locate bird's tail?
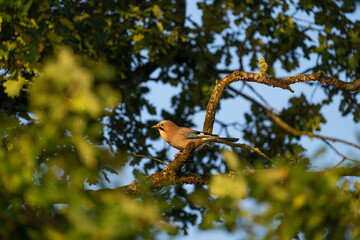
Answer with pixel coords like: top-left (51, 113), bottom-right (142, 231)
top-left (219, 137), bottom-right (239, 142)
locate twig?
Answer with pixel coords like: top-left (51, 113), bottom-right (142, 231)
top-left (332, 157), bottom-right (347, 169)
top-left (197, 138), bottom-right (273, 162)
top-left (214, 119), bottom-right (242, 138)
top-left (324, 140), bottom-right (353, 161)
top-left (310, 83), bottom-right (321, 102)
top-left (322, 140), bottom-right (360, 168)
top-left (134, 154), bottom-right (167, 165)
top-left (233, 84), bottom-right (281, 114)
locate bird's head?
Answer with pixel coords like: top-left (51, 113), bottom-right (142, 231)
top-left (151, 120), bottom-right (177, 133)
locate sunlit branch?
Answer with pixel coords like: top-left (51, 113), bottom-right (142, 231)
top-left (203, 68), bottom-right (360, 134)
top-left (196, 138), bottom-right (272, 162)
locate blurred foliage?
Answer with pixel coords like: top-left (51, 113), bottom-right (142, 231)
top-left (0, 0), bottom-right (360, 239)
top-left (203, 153), bottom-right (360, 239)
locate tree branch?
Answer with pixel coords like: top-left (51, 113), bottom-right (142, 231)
top-left (112, 66), bottom-right (360, 195)
top-left (323, 140), bottom-right (360, 168)
top-left (87, 165), bottom-right (360, 196)
top-left (88, 139), bottom-right (271, 195)
top-left (280, 72), bottom-right (360, 91)
top-left (243, 82), bottom-right (281, 114)
top-left (203, 70), bottom-right (360, 133)
top-left (229, 87), bottom-right (360, 151)
top-left (118, 142), bottom-right (199, 195)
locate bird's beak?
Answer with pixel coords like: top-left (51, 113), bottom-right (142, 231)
top-left (151, 124), bottom-right (158, 129)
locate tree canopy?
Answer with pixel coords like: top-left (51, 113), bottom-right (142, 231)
top-left (0, 0), bottom-right (360, 239)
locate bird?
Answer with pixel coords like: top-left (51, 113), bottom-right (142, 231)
top-left (152, 120), bottom-right (239, 151)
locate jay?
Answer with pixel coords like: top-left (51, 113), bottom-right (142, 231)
top-left (152, 120), bottom-right (239, 151)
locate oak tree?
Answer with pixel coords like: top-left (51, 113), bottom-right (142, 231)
top-left (0, 0), bottom-right (359, 239)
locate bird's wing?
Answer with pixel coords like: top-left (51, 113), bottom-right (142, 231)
top-left (179, 128), bottom-right (218, 139)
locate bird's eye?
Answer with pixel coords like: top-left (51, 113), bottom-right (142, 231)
top-left (161, 123), bottom-right (164, 126)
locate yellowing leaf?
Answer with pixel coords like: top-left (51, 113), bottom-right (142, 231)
top-left (157, 22), bottom-right (164, 31)
top-left (30, 18), bottom-right (39, 29)
top-left (3, 76), bottom-right (26, 98)
top-left (223, 150), bottom-right (240, 170)
top-left (74, 13), bottom-right (90, 22)
top-left (152, 5), bottom-right (162, 19)
top-left (133, 34), bottom-right (144, 42)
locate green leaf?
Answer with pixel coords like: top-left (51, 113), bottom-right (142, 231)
top-left (59, 16), bottom-right (74, 30)
top-left (349, 55), bottom-right (359, 69)
top-left (3, 76), bottom-right (26, 98)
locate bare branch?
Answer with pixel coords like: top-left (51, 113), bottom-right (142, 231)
top-left (331, 157), bottom-right (347, 169)
top-left (241, 83), bottom-right (281, 114)
top-left (321, 140), bottom-right (360, 168)
top-left (229, 87), bottom-right (360, 151)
